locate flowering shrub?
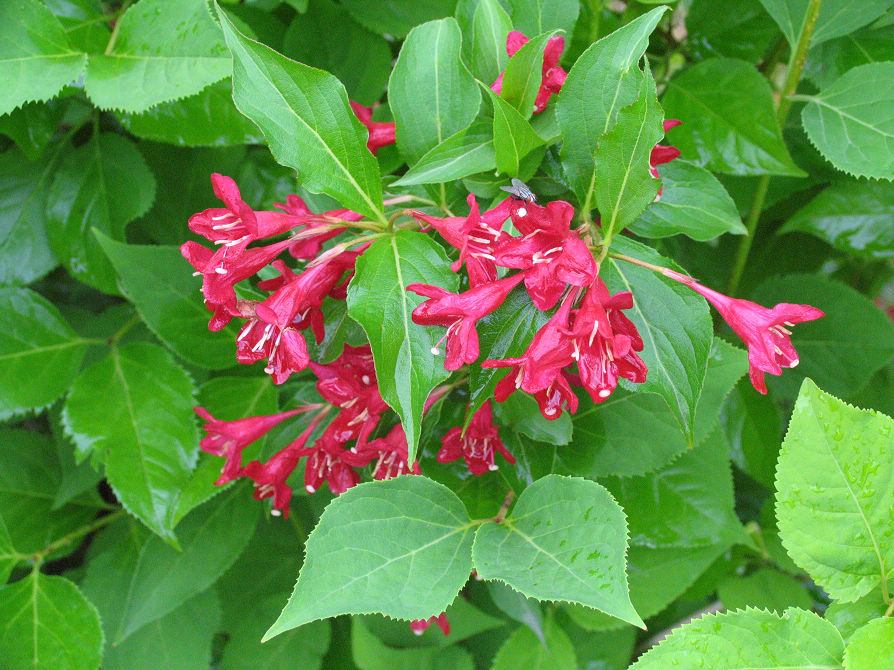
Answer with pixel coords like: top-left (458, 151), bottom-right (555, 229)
top-left (1, 1), bottom-right (894, 669)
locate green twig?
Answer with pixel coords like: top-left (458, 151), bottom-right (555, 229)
top-left (32, 510), bottom-right (126, 566)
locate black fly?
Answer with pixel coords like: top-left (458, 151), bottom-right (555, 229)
top-left (499, 178), bottom-right (536, 204)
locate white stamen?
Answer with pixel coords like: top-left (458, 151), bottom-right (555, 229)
top-left (412, 628), bottom-right (425, 636)
top-left (544, 407), bottom-right (556, 416)
top-left (192, 271), bottom-right (202, 276)
top-left (211, 214), bottom-right (233, 221)
top-left (270, 509), bottom-right (282, 517)
top-left (588, 320), bottom-right (600, 347)
top-left (517, 207), bottom-right (527, 217)
top-left (788, 358), bottom-right (799, 368)
top-left (431, 347), bottom-right (440, 355)
top-left (214, 267), bottom-right (228, 274)
top-left (264, 365), bottom-right (274, 374)
top-left (305, 485), bottom-right (316, 493)
top-left (361, 375), bottom-right (371, 385)
top-left (488, 464), bottom-right (499, 471)
top-left (598, 389), bottom-right (611, 398)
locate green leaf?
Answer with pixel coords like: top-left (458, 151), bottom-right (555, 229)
top-left (0, 100), bottom-right (65, 162)
top-left (661, 58), bottom-right (805, 176)
top-left (0, 515), bottom-right (14, 585)
top-left (757, 0), bottom-right (894, 48)
top-left (800, 63), bottom-right (894, 180)
top-left (557, 7), bottom-right (668, 207)
top-left (222, 597), bottom-right (330, 670)
top-left (602, 430), bottom-right (742, 549)
top-left (692, 339), bottom-right (749, 445)
top-left (0, 0), bottom-right (87, 115)
top-left (95, 233), bottom-right (240, 369)
top-left (845, 617), bottom-right (894, 670)
top-left (782, 179), bottom-right (894, 258)
top-left (264, 476), bottom-right (474, 639)
top-left (559, 619), bottom-right (636, 670)
top-left (465, 0), bottom-right (512, 83)
top-left (46, 132), bottom-right (156, 293)
top-left (110, 487), bottom-right (256, 643)
top-left (45, 0), bottom-right (110, 53)
top-left (629, 608), bottom-right (844, 669)
top-left (504, 0), bottom-right (580, 36)
top-left (351, 617), bottom-right (475, 670)
top-left (0, 288), bottom-right (87, 420)
top-left (500, 31), bottom-right (555, 118)
top-left (630, 160), bottom-right (747, 240)
top-left (389, 18), bottom-right (481, 165)
top-left (826, 587), bottom-right (890, 641)
top-left (217, 5), bottom-right (385, 223)
top-left (603, 236), bottom-right (713, 442)
top-left (0, 429), bottom-right (102, 556)
top-left (304, 296), bottom-right (368, 365)
top-left (466, 284), bottom-right (550, 427)
top-left (473, 475), bottom-right (643, 628)
top-left (494, 392), bottom-right (572, 445)
top-left (84, 0), bottom-right (230, 113)
top-left (0, 145), bottom-right (65, 287)
top-left (340, 0), bottom-right (458, 38)
top-left (686, 0), bottom-right (779, 63)
top-left (596, 65), bottom-right (664, 240)
top-left (118, 79), bottom-right (264, 147)
top-left (749, 274), bottom-right (894, 399)
top-left (62, 343), bottom-right (199, 542)
top-left (486, 86), bottom-right (546, 176)
top-left (775, 379), bottom-right (894, 602)
top-left (392, 121), bottom-right (496, 186)
top-left (347, 232), bottom-right (459, 463)
top-left (717, 568), bottom-right (814, 613)
top-left (722, 378), bottom-right (782, 489)
top-left (492, 616), bottom-right (577, 670)
top-left (805, 25), bottom-right (894, 89)
top-left (282, 0), bottom-right (392, 105)
top-left (0, 573), bottom-right (103, 670)
top-left (486, 581), bottom-right (544, 642)
top-left (102, 589), bottom-right (221, 670)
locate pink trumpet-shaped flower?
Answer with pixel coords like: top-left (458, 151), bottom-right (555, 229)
top-left (438, 401), bottom-right (514, 475)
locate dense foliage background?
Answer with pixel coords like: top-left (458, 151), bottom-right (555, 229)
top-left (1, 0), bottom-right (893, 669)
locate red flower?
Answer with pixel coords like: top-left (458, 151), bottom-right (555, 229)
top-left (410, 612), bottom-right (450, 636)
top-left (343, 423), bottom-right (421, 480)
top-left (663, 269), bottom-right (824, 393)
top-left (492, 200), bottom-right (597, 310)
top-left (492, 31), bottom-right (567, 114)
top-left (274, 193), bottom-right (365, 260)
top-left (566, 278), bottom-right (647, 403)
top-left (407, 273), bottom-right (525, 370)
top-left (235, 315), bottom-right (310, 385)
top-left (350, 101), bottom-right (397, 155)
top-left (438, 401), bottom-right (514, 475)
top-left (194, 406), bottom-right (312, 485)
top-left (482, 290), bottom-right (579, 419)
top-left (650, 120), bottom-right (682, 199)
top-left (301, 432), bottom-right (361, 496)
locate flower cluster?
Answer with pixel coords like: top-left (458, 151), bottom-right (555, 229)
top-left (492, 31), bottom-right (568, 114)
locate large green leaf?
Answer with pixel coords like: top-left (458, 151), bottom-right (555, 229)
top-left (62, 343), bottom-right (199, 542)
top-left (0, 573), bottom-right (103, 670)
top-left (264, 476), bottom-right (475, 639)
top-left (95, 233), bottom-right (240, 369)
top-left (118, 79), bottom-right (264, 147)
top-left (282, 0), bottom-right (391, 105)
top-left (603, 237), bottom-right (713, 442)
top-left (630, 160), bottom-right (746, 241)
top-left (629, 608), bottom-right (844, 669)
top-left (492, 616), bottom-right (577, 670)
top-left (757, 0), bottom-right (894, 48)
top-left (392, 121), bottom-right (496, 186)
top-left (0, 429), bottom-right (103, 556)
top-left (486, 86), bottom-right (546, 176)
top-left (775, 379), bottom-right (894, 602)
top-left (217, 5), bottom-right (385, 223)
top-left (389, 18), bottom-right (481, 165)
top-left (603, 430), bottom-right (742, 549)
top-left (844, 617), bottom-right (894, 670)
top-left (661, 58), bottom-right (804, 176)
top-left (826, 587), bottom-right (890, 641)
top-left (0, 0), bottom-right (87, 116)
top-left (0, 288), bottom-right (88, 420)
top-left (500, 31), bottom-right (555, 118)
top-left (346, 232), bottom-right (459, 463)
top-left (473, 475), bottom-right (643, 628)
top-left (504, 0), bottom-right (580, 36)
top-left (805, 25), bottom-right (894, 89)
top-left (340, 0), bottom-right (458, 38)
top-left (85, 0), bottom-right (230, 113)
top-left (45, 0), bottom-right (109, 53)
top-left (464, 0), bottom-right (512, 83)
top-left (800, 63), bottom-right (894, 180)
top-left (781, 180), bottom-right (894, 258)
top-left (46, 132), bottom-right (156, 293)
top-left (596, 66), bottom-right (663, 241)
top-left (557, 7), bottom-right (667, 208)
top-left (750, 274), bottom-right (894, 399)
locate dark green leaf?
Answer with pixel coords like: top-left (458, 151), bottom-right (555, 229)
top-left (487, 581), bottom-right (544, 642)
top-left (800, 63), bottom-right (894, 180)
top-left (0, 100), bottom-right (64, 161)
top-left (282, 0), bottom-right (392, 105)
top-left (0, 288), bottom-right (88, 420)
top-left (85, 0), bottom-right (230, 113)
top-left (486, 86), bottom-right (545, 176)
top-left (0, 515), bottom-right (14, 584)
top-left (501, 31), bottom-right (556, 118)
top-left (494, 392), bottom-right (572, 445)
top-left (661, 58), bottom-right (805, 176)
top-left (686, 0), bottom-right (778, 62)
top-left (264, 476), bottom-right (474, 639)
top-left (473, 475), bottom-right (643, 627)
top-left (389, 18), bottom-right (481, 165)
top-left (95, 232), bottom-right (240, 369)
top-left (0, 573), bottom-right (103, 670)
top-left (757, 0), bottom-right (894, 47)
top-left (465, 0), bottom-right (512, 83)
top-left (492, 616), bottom-right (577, 670)
top-left (340, 0), bottom-right (458, 38)
top-left (0, 0), bottom-right (87, 115)
top-left (305, 296), bottom-right (369, 364)
top-left (717, 568), bottom-right (813, 612)
top-left (217, 5), bottom-right (385, 222)
top-left (46, 132), bottom-right (156, 293)
top-left (805, 25), bottom-right (894, 89)
top-left (505, 0), bottom-right (580, 36)
top-left (347, 232), bottom-right (459, 463)
top-left (557, 7), bottom-right (667, 207)
top-left (62, 343), bottom-right (199, 542)
top-left (721, 378), bottom-right (782, 489)
top-left (351, 617), bottom-right (475, 670)
top-left (392, 121), bottom-right (496, 186)
top-left (630, 160), bottom-right (747, 241)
